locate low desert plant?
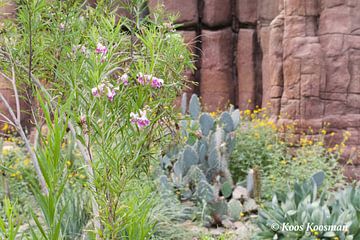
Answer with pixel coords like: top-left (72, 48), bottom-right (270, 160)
top-left (255, 173), bottom-right (360, 240)
top-left (230, 108), bottom-right (344, 199)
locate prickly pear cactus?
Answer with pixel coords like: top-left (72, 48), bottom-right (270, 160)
top-left (189, 94), bottom-right (201, 120)
top-left (159, 94), bottom-right (257, 226)
top-left (181, 146), bottom-right (199, 175)
top-left (199, 113), bottom-right (214, 136)
top-left (220, 112), bottom-right (234, 133)
top-left (221, 181), bottom-right (232, 198)
top-left (228, 199), bottom-right (242, 221)
top-left (196, 180), bottom-right (215, 203)
top-left (181, 92), bottom-right (187, 115)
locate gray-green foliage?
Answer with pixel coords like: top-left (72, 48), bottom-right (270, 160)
top-left (255, 172), bottom-right (360, 240)
top-left (159, 94), bottom-right (255, 225)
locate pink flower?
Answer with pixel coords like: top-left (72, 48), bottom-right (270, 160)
top-left (107, 87), bottom-right (116, 102)
top-left (137, 110), bottom-right (150, 128)
top-left (130, 109), bottom-right (150, 128)
top-left (80, 45), bottom-right (87, 54)
top-left (137, 73), bottom-right (152, 85)
top-left (151, 77), bottom-right (164, 89)
top-left (80, 115), bottom-right (87, 125)
top-left (120, 73), bottom-right (129, 85)
top-left (91, 83), bottom-right (106, 98)
top-left (92, 87), bottom-right (100, 97)
top-left (137, 72), bottom-right (145, 85)
top-left (137, 73), bottom-right (164, 88)
top-left (98, 83), bottom-right (105, 94)
top-left (95, 42), bottom-right (108, 55)
top-left (59, 23), bottom-right (65, 31)
top-left (130, 112), bottom-right (138, 124)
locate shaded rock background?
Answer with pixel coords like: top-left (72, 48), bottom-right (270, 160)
top-left (148, 0), bottom-right (360, 180)
top-left (1, 0), bottom-right (360, 179)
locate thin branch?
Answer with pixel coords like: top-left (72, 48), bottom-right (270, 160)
top-left (0, 119), bottom-right (15, 127)
top-left (0, 93), bottom-right (48, 195)
top-left (0, 71), bottom-right (12, 82)
top-left (0, 112), bottom-right (15, 127)
top-left (10, 63), bottom-right (21, 125)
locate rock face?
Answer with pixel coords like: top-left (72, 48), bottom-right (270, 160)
top-left (200, 28), bottom-right (234, 110)
top-left (268, 0), bottom-right (360, 179)
top-left (149, 0), bottom-right (360, 179)
top-left (2, 0), bottom-right (360, 179)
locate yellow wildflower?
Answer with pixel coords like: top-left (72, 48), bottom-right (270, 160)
top-left (1, 123), bottom-right (9, 131)
top-left (210, 112), bottom-right (217, 117)
top-left (2, 149), bottom-right (9, 156)
top-left (24, 158), bottom-right (31, 166)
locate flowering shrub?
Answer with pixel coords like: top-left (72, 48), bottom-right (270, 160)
top-left (0, 0), bottom-right (193, 238)
top-left (230, 107), bottom-right (344, 199)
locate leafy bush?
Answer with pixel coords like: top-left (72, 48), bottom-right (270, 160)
top-left (230, 109), bottom-right (344, 199)
top-left (0, 0), bottom-right (194, 238)
top-left (229, 109), bottom-right (285, 182)
top-left (255, 174), bottom-right (360, 240)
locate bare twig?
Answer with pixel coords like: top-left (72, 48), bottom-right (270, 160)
top-left (10, 64), bottom-right (21, 122)
top-left (0, 112), bottom-right (15, 126)
top-left (0, 93), bottom-right (48, 195)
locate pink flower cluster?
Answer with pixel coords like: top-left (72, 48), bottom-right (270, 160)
top-left (130, 109), bottom-right (150, 128)
top-left (95, 42), bottom-right (108, 55)
top-left (119, 73), bottom-right (129, 86)
top-left (72, 45), bottom-right (88, 55)
top-left (91, 82), bottom-right (117, 102)
top-left (137, 73), bottom-right (164, 89)
top-left (95, 42), bottom-right (108, 62)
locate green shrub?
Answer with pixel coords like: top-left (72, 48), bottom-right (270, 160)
top-left (230, 110), bottom-right (344, 199)
top-left (229, 111), bottom-right (286, 183)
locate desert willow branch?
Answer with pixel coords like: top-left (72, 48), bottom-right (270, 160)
top-left (0, 93), bottom-right (48, 195)
top-left (10, 64), bottom-right (21, 122)
top-left (17, 65), bottom-right (101, 238)
top-left (67, 122), bottom-right (101, 238)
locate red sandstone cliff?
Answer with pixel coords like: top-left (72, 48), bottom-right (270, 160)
top-left (148, 0), bottom-right (360, 179)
